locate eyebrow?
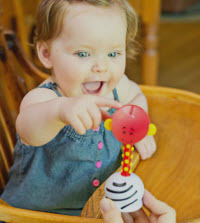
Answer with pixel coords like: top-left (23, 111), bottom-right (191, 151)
top-left (79, 44), bottom-right (93, 49)
top-left (122, 127), bottom-right (126, 129)
top-left (111, 44), bottom-right (125, 49)
top-left (78, 44), bottom-right (125, 50)
top-left (131, 128), bottom-right (134, 131)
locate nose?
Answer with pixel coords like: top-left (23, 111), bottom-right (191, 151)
top-left (91, 57), bottom-right (108, 73)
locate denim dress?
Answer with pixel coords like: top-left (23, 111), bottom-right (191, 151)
top-left (1, 82), bottom-right (122, 216)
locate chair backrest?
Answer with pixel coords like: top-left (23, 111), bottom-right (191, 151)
top-left (0, 27), bottom-right (48, 194)
top-left (0, 0), bottom-right (37, 90)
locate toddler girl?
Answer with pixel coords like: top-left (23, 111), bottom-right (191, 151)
top-left (1, 0), bottom-right (156, 216)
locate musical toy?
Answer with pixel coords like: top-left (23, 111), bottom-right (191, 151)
top-left (104, 105), bottom-right (156, 212)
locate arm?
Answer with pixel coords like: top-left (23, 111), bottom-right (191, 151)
top-left (116, 74), bottom-right (148, 112)
top-left (16, 88), bottom-right (121, 147)
top-left (16, 88), bottom-right (65, 146)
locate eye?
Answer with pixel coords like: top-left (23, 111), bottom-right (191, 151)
top-left (77, 52), bottom-right (89, 57)
top-left (108, 52), bottom-right (119, 57)
top-left (130, 132), bottom-right (133, 135)
top-left (123, 131), bottom-right (126, 134)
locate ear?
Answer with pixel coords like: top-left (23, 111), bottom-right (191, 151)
top-left (104, 118), bottom-right (112, 131)
top-left (147, 123), bottom-right (157, 136)
top-left (36, 41), bottom-right (52, 69)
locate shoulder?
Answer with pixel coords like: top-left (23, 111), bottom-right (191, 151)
top-left (116, 74), bottom-right (142, 105)
top-left (19, 79), bottom-right (59, 112)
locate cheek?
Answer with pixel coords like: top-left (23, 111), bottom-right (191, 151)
top-left (110, 57), bottom-right (126, 80)
top-left (52, 55), bottom-right (89, 81)
top-left (113, 55), bottom-right (126, 71)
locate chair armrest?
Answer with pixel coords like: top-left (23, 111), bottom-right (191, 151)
top-left (0, 198), bottom-right (11, 206)
top-left (0, 199), bottom-right (103, 223)
top-left (181, 219), bottom-right (200, 223)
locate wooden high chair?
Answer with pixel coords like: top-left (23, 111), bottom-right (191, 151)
top-left (0, 28), bottom-right (200, 223)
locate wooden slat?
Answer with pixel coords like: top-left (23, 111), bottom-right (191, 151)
top-left (0, 27), bottom-right (24, 119)
top-left (4, 30), bottom-right (49, 83)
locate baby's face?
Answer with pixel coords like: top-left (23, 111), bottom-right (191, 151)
top-left (48, 3), bottom-right (127, 97)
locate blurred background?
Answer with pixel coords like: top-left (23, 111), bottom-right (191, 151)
top-left (128, 0), bottom-right (200, 94)
top-left (0, 0), bottom-right (199, 93)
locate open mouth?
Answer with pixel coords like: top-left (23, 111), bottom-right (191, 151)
top-left (82, 81), bottom-right (105, 95)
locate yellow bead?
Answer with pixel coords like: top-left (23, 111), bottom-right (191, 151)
top-left (131, 155), bottom-right (133, 159)
top-left (131, 147), bottom-right (134, 151)
top-left (129, 170), bottom-right (132, 174)
top-left (126, 144), bottom-right (131, 148)
top-left (125, 159), bottom-right (129, 164)
top-left (124, 167), bottom-right (128, 172)
top-left (121, 169), bottom-right (123, 172)
top-left (121, 161), bottom-right (124, 165)
top-left (125, 152), bottom-right (130, 156)
top-left (104, 118), bottom-right (112, 131)
top-left (130, 162), bottom-right (133, 166)
top-left (147, 123), bottom-right (157, 135)
top-left (122, 154), bottom-right (124, 158)
top-left (122, 146), bottom-right (125, 150)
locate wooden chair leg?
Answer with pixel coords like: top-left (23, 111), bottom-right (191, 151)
top-left (140, 0), bottom-right (161, 85)
top-left (141, 23), bottom-right (159, 85)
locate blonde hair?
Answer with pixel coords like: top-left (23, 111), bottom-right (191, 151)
top-left (35, 0), bottom-right (139, 60)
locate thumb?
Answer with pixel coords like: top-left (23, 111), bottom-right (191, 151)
top-left (100, 198), bottom-right (123, 223)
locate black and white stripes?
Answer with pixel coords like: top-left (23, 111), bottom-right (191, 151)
top-left (104, 172), bottom-right (144, 212)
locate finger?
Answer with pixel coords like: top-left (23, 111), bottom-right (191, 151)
top-left (100, 109), bottom-right (111, 121)
top-left (95, 96), bottom-right (122, 109)
top-left (143, 190), bottom-right (176, 222)
top-left (100, 198), bottom-right (123, 223)
top-left (150, 138), bottom-right (156, 154)
top-left (77, 111), bottom-right (93, 131)
top-left (134, 142), bottom-right (148, 160)
top-left (70, 116), bottom-right (86, 135)
top-left (149, 214), bottom-right (157, 223)
top-left (130, 208), bottom-right (149, 223)
top-left (87, 105), bottom-right (102, 130)
top-left (121, 212), bottom-right (134, 223)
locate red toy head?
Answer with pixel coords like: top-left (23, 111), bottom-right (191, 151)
top-left (107, 105), bottom-right (150, 145)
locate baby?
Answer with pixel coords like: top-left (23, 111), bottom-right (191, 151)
top-left (1, 0), bottom-right (156, 216)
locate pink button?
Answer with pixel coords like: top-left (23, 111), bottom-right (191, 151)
top-left (98, 142), bottom-right (103, 150)
top-left (93, 179), bottom-right (100, 187)
top-left (96, 161), bottom-right (102, 168)
top-left (93, 126), bottom-right (100, 132)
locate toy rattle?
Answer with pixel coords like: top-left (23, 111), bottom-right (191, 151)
top-left (104, 105), bottom-right (156, 212)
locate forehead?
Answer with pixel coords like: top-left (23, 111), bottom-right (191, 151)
top-left (59, 2), bottom-right (127, 46)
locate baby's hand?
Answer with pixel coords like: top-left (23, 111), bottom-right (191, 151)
top-left (59, 95), bottom-right (121, 135)
top-left (134, 135), bottom-right (156, 160)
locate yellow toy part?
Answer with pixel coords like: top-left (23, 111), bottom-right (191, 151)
top-left (104, 118), bottom-right (112, 131)
top-left (147, 123), bottom-right (157, 136)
